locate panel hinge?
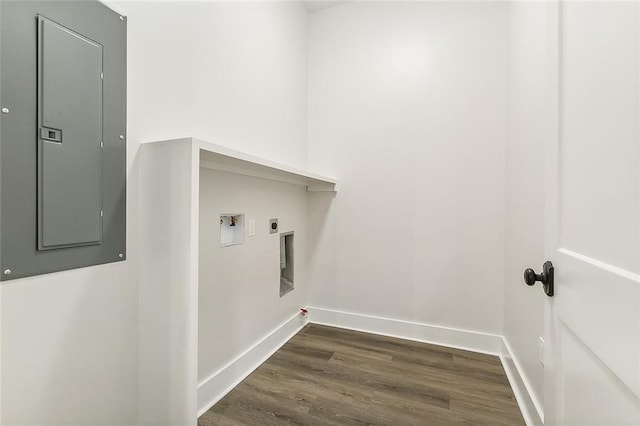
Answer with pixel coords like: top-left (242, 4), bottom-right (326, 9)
top-left (100, 72), bottom-right (104, 79)
top-left (100, 210), bottom-right (104, 217)
top-left (100, 141), bottom-right (104, 148)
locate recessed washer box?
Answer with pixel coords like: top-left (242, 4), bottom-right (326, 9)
top-left (220, 214), bottom-right (245, 247)
top-left (0, 1), bottom-right (127, 280)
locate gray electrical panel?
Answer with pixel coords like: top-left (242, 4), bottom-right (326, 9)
top-left (0, 1), bottom-right (127, 280)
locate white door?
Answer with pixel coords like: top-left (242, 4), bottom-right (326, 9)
top-left (544, 1), bottom-right (640, 424)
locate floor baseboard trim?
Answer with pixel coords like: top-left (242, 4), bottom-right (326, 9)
top-left (307, 306), bottom-right (503, 356)
top-left (197, 312), bottom-right (307, 418)
top-left (500, 338), bottom-right (544, 426)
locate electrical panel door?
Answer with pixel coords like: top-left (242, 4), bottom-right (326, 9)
top-left (38, 16), bottom-right (104, 250)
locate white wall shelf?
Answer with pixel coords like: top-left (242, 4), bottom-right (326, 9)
top-left (153, 137), bottom-right (337, 191)
top-left (138, 137), bottom-right (336, 425)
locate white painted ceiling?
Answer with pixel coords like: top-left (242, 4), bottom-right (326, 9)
top-left (303, 1), bottom-right (350, 13)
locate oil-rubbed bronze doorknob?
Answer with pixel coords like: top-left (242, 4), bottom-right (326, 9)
top-left (523, 261), bottom-right (554, 297)
top-left (523, 268), bottom-right (539, 286)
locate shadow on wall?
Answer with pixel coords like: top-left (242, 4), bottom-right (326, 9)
top-left (307, 191), bottom-right (337, 307)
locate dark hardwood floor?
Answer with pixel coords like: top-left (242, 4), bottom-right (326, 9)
top-left (198, 324), bottom-right (525, 425)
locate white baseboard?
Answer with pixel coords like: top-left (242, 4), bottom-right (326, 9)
top-left (197, 312), bottom-right (308, 417)
top-left (500, 338), bottom-right (544, 426)
top-left (307, 306), bottom-right (503, 356)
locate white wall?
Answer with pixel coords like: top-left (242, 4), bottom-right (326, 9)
top-left (198, 169), bottom-right (309, 384)
top-left (503, 2), bottom-right (547, 420)
top-left (307, 2), bottom-right (508, 334)
top-left (1, 1), bottom-right (309, 425)
top-left (119, 1), bottom-right (309, 169)
top-left (1, 266), bottom-right (139, 426)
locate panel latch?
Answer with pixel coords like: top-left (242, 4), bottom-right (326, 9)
top-left (40, 127), bottom-right (62, 143)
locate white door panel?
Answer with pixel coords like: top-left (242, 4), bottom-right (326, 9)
top-left (545, 1), bottom-right (640, 424)
top-left (557, 321), bottom-right (638, 425)
top-left (555, 249), bottom-right (639, 398)
top-left (559, 1), bottom-right (639, 274)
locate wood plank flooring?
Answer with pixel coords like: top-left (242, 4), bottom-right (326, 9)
top-left (198, 324), bottom-right (525, 426)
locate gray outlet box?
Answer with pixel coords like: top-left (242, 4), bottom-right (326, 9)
top-left (269, 218), bottom-right (278, 234)
top-left (0, 1), bottom-right (127, 280)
